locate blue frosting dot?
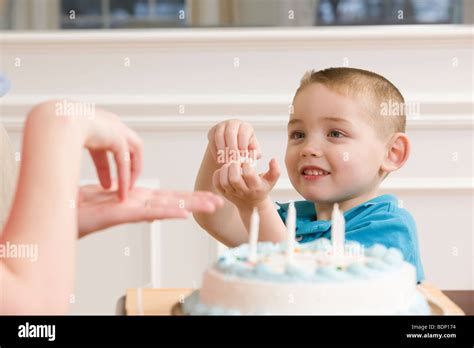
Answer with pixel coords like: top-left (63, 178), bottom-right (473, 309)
top-left (216, 256), bottom-right (235, 271)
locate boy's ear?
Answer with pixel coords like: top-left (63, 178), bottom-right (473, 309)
top-left (380, 132), bottom-right (411, 175)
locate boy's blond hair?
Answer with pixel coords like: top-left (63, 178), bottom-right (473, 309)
top-left (0, 123), bottom-right (16, 230)
top-left (296, 67), bottom-right (406, 142)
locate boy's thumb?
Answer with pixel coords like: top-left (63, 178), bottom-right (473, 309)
top-left (262, 158), bottom-right (280, 184)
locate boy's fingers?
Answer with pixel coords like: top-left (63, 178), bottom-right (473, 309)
top-left (219, 163), bottom-right (234, 193)
top-left (261, 158), bottom-right (280, 186)
top-left (207, 126), bottom-right (216, 142)
top-left (237, 122), bottom-right (252, 152)
top-left (207, 127), bottom-right (218, 159)
top-left (212, 169), bottom-right (226, 196)
top-left (224, 121), bottom-right (240, 156)
top-left (249, 134), bottom-right (262, 160)
top-left (241, 162), bottom-right (260, 189)
top-left (214, 123), bottom-right (226, 150)
top-left (89, 149), bottom-right (112, 189)
top-left (214, 123), bottom-right (226, 155)
top-left (228, 162), bottom-right (249, 193)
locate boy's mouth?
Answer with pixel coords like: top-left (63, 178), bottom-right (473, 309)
top-left (300, 165), bottom-right (331, 181)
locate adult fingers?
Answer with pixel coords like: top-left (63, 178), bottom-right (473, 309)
top-left (89, 149), bottom-right (112, 189)
top-left (123, 127), bottom-right (144, 189)
top-left (111, 137), bottom-right (131, 201)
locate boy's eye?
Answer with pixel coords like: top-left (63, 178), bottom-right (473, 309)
top-left (289, 131), bottom-right (305, 140)
top-left (328, 130), bottom-right (345, 138)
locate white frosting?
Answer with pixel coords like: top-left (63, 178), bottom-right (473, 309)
top-left (200, 263), bottom-right (417, 315)
top-left (192, 240), bottom-right (422, 315)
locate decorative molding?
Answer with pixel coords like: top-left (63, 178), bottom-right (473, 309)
top-left (1, 93), bottom-right (472, 111)
top-left (2, 114), bottom-right (472, 132)
top-left (1, 94), bottom-right (472, 132)
top-left (1, 26), bottom-right (472, 49)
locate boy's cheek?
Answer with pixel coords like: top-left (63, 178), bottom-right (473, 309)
top-left (333, 152), bottom-right (365, 182)
top-left (284, 152), bottom-right (298, 174)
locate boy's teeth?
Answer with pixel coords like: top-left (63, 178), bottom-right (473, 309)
top-left (304, 169), bottom-right (328, 176)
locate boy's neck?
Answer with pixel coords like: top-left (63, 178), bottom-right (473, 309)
top-left (314, 190), bottom-right (379, 221)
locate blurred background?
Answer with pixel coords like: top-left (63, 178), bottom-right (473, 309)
top-left (0, 0), bottom-right (471, 29)
top-left (0, 0), bottom-right (472, 314)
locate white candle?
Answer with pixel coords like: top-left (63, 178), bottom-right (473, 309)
top-left (248, 207), bottom-right (259, 263)
top-left (286, 201), bottom-right (296, 263)
top-left (331, 203), bottom-right (345, 258)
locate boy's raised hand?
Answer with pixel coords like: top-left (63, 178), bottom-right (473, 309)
top-left (207, 119), bottom-right (262, 166)
top-left (212, 158), bottom-right (280, 210)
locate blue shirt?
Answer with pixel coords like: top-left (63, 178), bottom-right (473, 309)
top-left (276, 194), bottom-right (425, 283)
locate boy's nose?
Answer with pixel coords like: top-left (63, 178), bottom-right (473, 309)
top-left (300, 146), bottom-right (322, 158)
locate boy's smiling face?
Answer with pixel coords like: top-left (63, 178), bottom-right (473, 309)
top-left (285, 83), bottom-right (388, 206)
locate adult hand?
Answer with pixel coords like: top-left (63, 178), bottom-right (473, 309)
top-left (77, 184), bottom-right (224, 238)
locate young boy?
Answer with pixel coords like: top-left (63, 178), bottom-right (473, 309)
top-left (193, 67), bottom-right (425, 283)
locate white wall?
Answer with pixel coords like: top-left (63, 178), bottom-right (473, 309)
top-left (0, 26), bottom-right (472, 313)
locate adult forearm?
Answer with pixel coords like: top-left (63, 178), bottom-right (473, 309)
top-left (1, 102), bottom-right (85, 312)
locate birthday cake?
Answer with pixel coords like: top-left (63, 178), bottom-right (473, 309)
top-left (182, 203), bottom-right (430, 315)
